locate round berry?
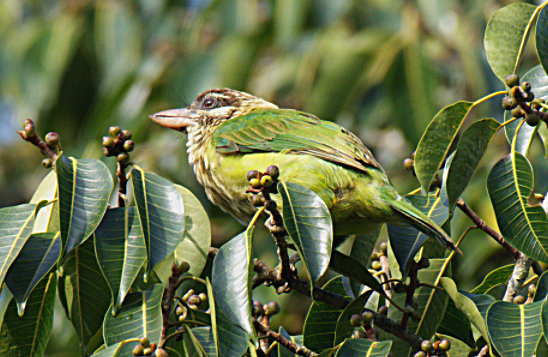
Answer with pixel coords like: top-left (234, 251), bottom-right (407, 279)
top-left (199, 293), bottom-right (208, 302)
top-left (350, 314), bottom-right (364, 327)
top-left (178, 261), bottom-right (190, 274)
top-left (250, 178), bottom-right (261, 189)
top-left (247, 170), bottom-right (259, 181)
top-left (505, 74), bottom-right (520, 88)
top-left (265, 200), bottom-right (277, 212)
top-left (372, 261), bottom-right (382, 271)
top-left (266, 165), bottom-right (280, 180)
top-left (403, 158), bottom-right (414, 170)
top-left (513, 295), bottom-right (525, 304)
top-left (155, 348), bottom-right (168, 357)
top-left (525, 113), bottom-right (540, 127)
top-left (260, 174), bottom-right (273, 187)
top-left (361, 311), bottom-right (374, 325)
top-left (438, 339), bottom-right (451, 351)
top-left (521, 81), bottom-right (532, 92)
top-left (251, 194), bottom-right (265, 207)
top-left (24, 123), bottom-right (36, 137)
top-left (511, 106), bottom-right (525, 118)
top-left (378, 306), bottom-right (388, 315)
top-left (264, 301), bottom-right (281, 316)
top-left (102, 136), bottom-right (115, 148)
top-left (252, 301), bottom-right (264, 316)
top-left (502, 96), bottom-right (518, 110)
top-left (133, 344), bottom-right (144, 356)
top-left (109, 126), bottom-right (121, 138)
top-left (140, 337), bottom-right (150, 348)
top-left (421, 340), bottom-right (433, 352)
top-left (45, 132), bottom-right (60, 147)
top-left (117, 152), bottom-right (130, 164)
top-left (123, 140), bottom-right (135, 152)
top-left (42, 158), bottom-right (53, 169)
top-left (417, 257), bottom-right (430, 269)
top-left (122, 130), bottom-right (132, 140)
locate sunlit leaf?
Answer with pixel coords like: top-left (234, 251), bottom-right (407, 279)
top-left (31, 171), bottom-right (59, 234)
top-left (471, 264), bottom-right (514, 294)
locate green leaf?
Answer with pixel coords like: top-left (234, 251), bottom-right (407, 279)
top-left (0, 272), bottom-right (56, 357)
top-left (0, 203), bottom-right (42, 288)
top-left (387, 192), bottom-right (449, 279)
top-left (89, 341), bottom-right (127, 357)
top-left (211, 227), bottom-right (255, 342)
top-left (434, 334), bottom-right (474, 357)
top-left (329, 251), bottom-right (386, 298)
top-left (437, 299), bottom-right (475, 349)
top-left (471, 264), bottom-right (514, 294)
top-left (94, 207), bottom-right (146, 313)
top-left (534, 270), bottom-right (548, 302)
top-left (484, 3), bottom-right (537, 82)
top-left (414, 101), bottom-right (474, 193)
top-left (334, 338), bottom-right (392, 357)
top-left (58, 237), bottom-right (112, 354)
top-left (536, 6), bottom-right (548, 77)
top-left (31, 171), bottom-right (60, 234)
top-left (487, 152), bottom-right (548, 264)
top-left (303, 276), bottom-right (349, 352)
top-left (56, 155), bottom-right (113, 255)
top-left (5, 232), bottom-right (61, 315)
top-left (278, 327), bottom-right (303, 357)
top-left (443, 118), bottom-right (500, 211)
top-left (334, 290), bottom-right (373, 345)
top-left (103, 284), bottom-right (163, 355)
top-left (130, 166), bottom-right (185, 279)
top-left (192, 327), bottom-right (217, 357)
top-left (279, 181), bottom-right (332, 288)
top-left (487, 300), bottom-right (543, 357)
top-left (174, 185), bottom-right (211, 277)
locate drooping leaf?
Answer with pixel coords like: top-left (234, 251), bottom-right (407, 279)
top-left (329, 251), bottom-right (385, 298)
top-left (536, 6), bottom-right (548, 77)
top-left (487, 152), bottom-right (548, 264)
top-left (31, 171), bottom-right (59, 234)
top-left (471, 264), bottom-right (514, 294)
top-left (174, 185), bottom-right (211, 277)
top-left (5, 232), bottom-right (61, 315)
top-left (437, 299), bottom-right (475, 349)
top-left (334, 290), bottom-right (373, 345)
top-left (103, 284), bottom-right (163, 355)
top-left (279, 181), bottom-right (332, 288)
top-left (348, 227), bottom-right (380, 297)
top-left (484, 2), bottom-right (537, 82)
top-left (0, 272), bottom-right (56, 357)
top-left (443, 118), bottom-right (500, 211)
top-left (487, 300), bottom-right (543, 357)
top-left (534, 270), bottom-right (548, 302)
top-left (56, 155), bottom-right (113, 255)
top-left (334, 338), bottom-right (392, 357)
top-left (130, 166), bottom-right (185, 279)
top-left (303, 276), bottom-right (349, 352)
top-left (58, 237), bottom-right (111, 354)
top-left (414, 101), bottom-right (473, 193)
top-left (94, 207), bottom-right (146, 312)
top-left (211, 227), bottom-right (255, 342)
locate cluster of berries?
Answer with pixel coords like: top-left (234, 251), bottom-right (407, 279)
top-left (247, 165), bottom-right (280, 211)
top-left (20, 119), bottom-right (60, 169)
top-left (132, 336), bottom-right (165, 357)
top-left (501, 74), bottom-right (544, 127)
top-left (413, 338), bottom-right (451, 357)
top-left (252, 300), bottom-right (281, 318)
top-left (102, 126), bottom-right (135, 163)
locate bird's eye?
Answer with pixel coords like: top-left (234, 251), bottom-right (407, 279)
top-left (202, 97), bottom-right (218, 109)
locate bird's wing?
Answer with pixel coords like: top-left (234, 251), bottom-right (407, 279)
top-left (212, 109), bottom-right (381, 172)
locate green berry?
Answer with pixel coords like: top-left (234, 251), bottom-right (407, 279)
top-left (511, 86), bottom-right (525, 101)
top-left (352, 329), bottom-right (367, 339)
top-left (413, 352), bottom-right (426, 357)
top-left (505, 74), bottom-right (520, 88)
top-left (521, 81), bottom-right (532, 92)
top-left (199, 293), bottom-right (207, 302)
top-left (417, 257), bottom-right (430, 269)
top-left (260, 174), bottom-right (273, 187)
top-left (178, 261), bottom-right (190, 274)
top-left (102, 136), bottom-right (115, 148)
top-left (511, 106), bottom-right (524, 118)
top-left (525, 113), bottom-right (540, 126)
top-left (123, 140), bottom-right (135, 152)
top-left (370, 251), bottom-right (380, 261)
top-left (421, 339), bottom-right (433, 352)
top-left (264, 301), bottom-right (281, 316)
top-left (133, 344), bottom-right (144, 356)
top-left (378, 306), bottom-right (388, 316)
top-left (372, 261), bottom-right (382, 271)
top-left (250, 178), bottom-right (261, 189)
top-left (109, 126), bottom-right (121, 138)
top-left (361, 311), bottom-right (374, 325)
top-left (350, 314), bottom-right (363, 327)
top-left (122, 130), bottom-right (132, 140)
top-left (513, 295), bottom-right (525, 304)
top-left (403, 158), bottom-right (414, 170)
top-left (525, 92), bottom-right (535, 102)
top-left (45, 132), bottom-right (60, 147)
top-left (252, 301), bottom-right (264, 316)
top-left (266, 165), bottom-right (280, 180)
top-left (117, 152), bottom-right (130, 164)
top-left (379, 242), bottom-right (388, 253)
top-left (188, 295), bottom-right (202, 306)
top-left (143, 347), bottom-right (152, 356)
top-left (265, 200), bottom-right (277, 211)
top-left (502, 96), bottom-right (518, 110)
top-left (394, 283), bottom-right (408, 294)
top-left (140, 337), bottom-right (150, 348)
top-left (528, 284), bottom-right (536, 297)
top-left (251, 194), bottom-right (265, 207)
top-left (438, 339), bottom-right (451, 351)
top-left (23, 118), bottom-right (33, 128)
top-left (155, 348), bottom-right (169, 357)
top-left (24, 123), bottom-right (36, 137)
top-left (42, 158), bottom-right (53, 169)
top-left (247, 170), bottom-right (259, 181)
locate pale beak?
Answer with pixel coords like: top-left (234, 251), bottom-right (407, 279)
top-left (149, 108), bottom-right (198, 133)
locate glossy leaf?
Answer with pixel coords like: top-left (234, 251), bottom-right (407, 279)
top-left (443, 118), bottom-right (500, 211)
top-left (387, 192), bottom-right (449, 279)
top-left (334, 338), bottom-right (392, 357)
top-left (174, 185), bottom-right (211, 277)
top-left (334, 290), bottom-right (373, 345)
top-left (278, 327), bottom-right (303, 357)
top-left (56, 155), bottom-right (113, 255)
top-left (103, 284), bottom-right (163, 355)
top-left (329, 251), bottom-right (385, 298)
top-left (534, 270), bottom-right (548, 302)
top-left (5, 232), bottom-right (61, 315)
top-left (536, 6), bottom-right (548, 77)
top-left (192, 327), bottom-right (217, 357)
top-left (414, 101), bottom-right (473, 193)
top-left (279, 181), bottom-right (332, 288)
top-left (130, 166), bottom-right (185, 279)
top-left (211, 227), bottom-right (255, 342)
top-left (89, 341), bottom-right (127, 357)
top-left (487, 152), bottom-right (548, 264)
top-left (487, 300), bottom-right (543, 357)
top-left (31, 171), bottom-right (59, 234)
top-left (94, 207), bottom-right (146, 312)
top-left (303, 276), bottom-right (349, 352)
top-left (0, 203), bottom-right (42, 288)
top-left (484, 3), bottom-right (537, 82)
top-left (0, 272), bottom-right (56, 357)
top-left (471, 264), bottom-right (514, 294)
top-left (58, 237), bottom-right (111, 354)
top-left (435, 334), bottom-right (474, 357)
top-left (437, 299), bottom-right (475, 349)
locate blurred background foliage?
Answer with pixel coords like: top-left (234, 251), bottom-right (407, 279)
top-left (0, 0), bottom-right (546, 355)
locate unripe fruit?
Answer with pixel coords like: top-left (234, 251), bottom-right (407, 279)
top-left (143, 347), bottom-right (152, 355)
top-left (183, 289), bottom-right (194, 301)
top-left (247, 170), bottom-right (259, 181)
top-left (438, 339), bottom-right (451, 351)
top-left (379, 242), bottom-right (388, 254)
top-left (372, 261), bottom-right (382, 271)
top-left (352, 329), bottom-right (367, 339)
top-left (417, 257), bottom-right (430, 269)
top-left (421, 339), bottom-right (433, 352)
top-left (188, 295), bottom-right (202, 306)
top-left (413, 352), bottom-right (426, 357)
top-left (102, 136), bottom-right (115, 148)
top-left (109, 126), bottom-right (121, 138)
top-left (250, 178), bottom-right (261, 189)
top-left (178, 261), bottom-right (190, 274)
top-left (378, 306), bottom-right (388, 315)
top-left (528, 284), bottom-right (536, 297)
top-left (45, 132), bottom-right (60, 147)
top-left (370, 252), bottom-right (380, 261)
top-left (103, 147), bottom-right (112, 157)
top-left (260, 175), bottom-right (273, 187)
top-left (433, 341), bottom-right (440, 350)
top-left (140, 337), bottom-right (150, 348)
top-left (429, 175), bottom-right (442, 191)
top-left (23, 118), bottom-right (33, 128)
top-left (266, 165), bottom-right (280, 180)
top-left (265, 200), bottom-right (277, 211)
top-left (511, 106), bottom-right (525, 118)
top-left (525, 113), bottom-right (540, 126)
top-left (350, 314), bottom-right (363, 327)
top-left (24, 123), bottom-right (36, 137)
top-left (361, 311), bottom-right (374, 325)
top-left (251, 194), bottom-right (265, 207)
top-left (252, 301), bottom-right (264, 316)
top-left (403, 158), bottom-right (414, 170)
top-left (501, 96), bottom-right (518, 110)
top-left (178, 315), bottom-right (186, 321)
top-left (175, 306), bottom-right (185, 316)
top-left (122, 130), bottom-right (132, 140)
top-left (505, 74), bottom-right (520, 88)
top-left (513, 295), bottom-right (525, 304)
top-left (526, 92), bottom-right (535, 102)
top-left (117, 152), bottom-right (130, 164)
top-left (42, 158), bottom-right (53, 169)
top-left (123, 140), bottom-right (135, 152)
top-left (264, 301), bottom-right (281, 316)
top-left (155, 348), bottom-right (168, 357)
top-left (199, 293), bottom-right (207, 302)
top-left (133, 344), bottom-right (144, 356)
top-left (394, 283), bottom-right (408, 294)
top-left (521, 81), bottom-right (532, 92)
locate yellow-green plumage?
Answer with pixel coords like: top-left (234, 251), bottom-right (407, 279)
top-left (150, 88), bottom-right (458, 252)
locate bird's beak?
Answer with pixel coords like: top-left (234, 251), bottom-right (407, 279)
top-left (149, 108), bottom-right (198, 134)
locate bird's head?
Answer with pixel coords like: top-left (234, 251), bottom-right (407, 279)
top-left (149, 88), bottom-right (278, 134)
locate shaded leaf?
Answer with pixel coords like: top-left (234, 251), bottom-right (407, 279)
top-left (435, 334), bottom-right (474, 357)
top-left (329, 251), bottom-right (385, 298)
top-left (278, 327), bottom-right (303, 357)
top-left (334, 338), bottom-right (392, 357)
top-left (348, 227), bottom-right (380, 297)
top-left (437, 299), bottom-right (475, 349)
top-left (534, 270), bottom-right (548, 302)
top-left (471, 264), bottom-right (514, 294)
top-left (191, 327), bottom-right (216, 357)
top-left (536, 6), bottom-right (548, 78)
top-left (279, 181), bottom-right (332, 288)
top-left (334, 290), bottom-right (373, 345)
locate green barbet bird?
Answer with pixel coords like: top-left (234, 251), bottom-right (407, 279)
top-left (150, 89), bottom-right (459, 252)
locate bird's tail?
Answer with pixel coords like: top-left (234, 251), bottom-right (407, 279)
top-left (384, 198), bottom-right (462, 254)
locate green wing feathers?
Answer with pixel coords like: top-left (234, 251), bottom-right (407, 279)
top-left (385, 198), bottom-right (461, 253)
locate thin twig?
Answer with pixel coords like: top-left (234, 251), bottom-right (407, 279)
top-left (16, 119), bottom-right (58, 160)
top-left (161, 263), bottom-right (183, 343)
top-left (254, 320), bottom-right (317, 357)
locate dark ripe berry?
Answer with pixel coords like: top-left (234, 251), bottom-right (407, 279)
top-left (133, 344), bottom-right (144, 356)
top-left (350, 314), bottom-right (364, 327)
top-left (513, 295), bottom-right (525, 304)
top-left (265, 200), bottom-right (277, 211)
top-left (528, 284), bottom-right (536, 297)
top-left (199, 293), bottom-right (207, 302)
top-left (361, 311), bottom-right (374, 325)
top-left (251, 194), bottom-right (265, 207)
top-left (413, 352), bottom-right (426, 357)
top-left (123, 140), bottom-right (135, 152)
top-left (24, 123), bottom-right (36, 137)
top-left (252, 301), bottom-right (264, 316)
top-left (525, 113), bottom-right (540, 127)
top-left (45, 132), bottom-right (60, 147)
top-left (140, 337), bottom-right (150, 348)
top-left (155, 348), bottom-right (168, 357)
top-left (247, 170), bottom-right (259, 181)
top-left (421, 339), bottom-right (433, 352)
top-left (178, 261), bottom-right (190, 274)
top-left (102, 136), bottom-right (115, 148)
top-left (394, 283), bottom-right (408, 294)
top-left (188, 295), bottom-right (202, 306)
top-left (521, 81), bottom-right (532, 92)
top-left (109, 126), bottom-right (121, 138)
top-left (266, 165), bottom-right (280, 180)
top-left (379, 242), bottom-right (388, 253)
top-left (505, 74), bottom-right (520, 87)
top-left (122, 130), bottom-right (132, 140)
top-left (403, 158), bottom-right (415, 170)
top-left (372, 261), bottom-right (382, 271)
top-left (117, 152), bottom-right (130, 164)
top-left (511, 107), bottom-right (525, 118)
top-left (417, 257), bottom-right (430, 269)
top-left (501, 96), bottom-right (518, 110)
top-left (525, 92), bottom-right (535, 102)
top-left (260, 174), bottom-right (273, 187)
top-left (265, 301), bottom-right (281, 316)
top-left (429, 175), bottom-right (442, 191)
top-left (42, 158), bottom-right (53, 169)
top-left (250, 178), bottom-right (261, 189)
top-left (378, 306), bottom-right (388, 316)
top-left (438, 339), bottom-right (451, 351)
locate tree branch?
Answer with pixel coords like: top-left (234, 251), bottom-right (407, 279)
top-left (161, 263), bottom-right (182, 343)
top-left (254, 320), bottom-right (317, 357)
